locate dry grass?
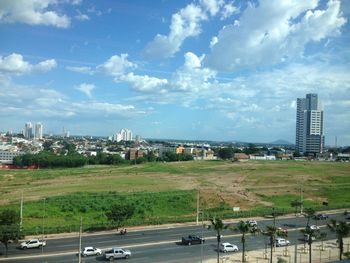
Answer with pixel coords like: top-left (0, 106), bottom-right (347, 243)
top-left (1, 160), bottom-right (349, 209)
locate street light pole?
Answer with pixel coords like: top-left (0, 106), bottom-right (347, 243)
top-left (78, 216), bottom-right (83, 263)
top-left (42, 198), bottom-right (46, 254)
top-left (196, 189), bottom-right (200, 225)
top-left (300, 186), bottom-right (303, 215)
top-left (20, 191), bottom-right (23, 232)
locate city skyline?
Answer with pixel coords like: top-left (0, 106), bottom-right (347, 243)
top-left (1, 1), bottom-right (350, 146)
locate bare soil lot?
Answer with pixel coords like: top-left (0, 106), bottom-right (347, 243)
top-left (1, 160), bottom-right (349, 210)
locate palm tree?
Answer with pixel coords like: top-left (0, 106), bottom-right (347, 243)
top-left (209, 216), bottom-right (226, 263)
top-left (263, 225), bottom-right (287, 263)
top-left (233, 220), bottom-right (259, 262)
top-left (300, 226), bottom-right (320, 263)
top-left (327, 219), bottom-right (350, 260)
top-left (304, 208), bottom-right (315, 226)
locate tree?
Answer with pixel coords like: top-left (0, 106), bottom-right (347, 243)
top-left (304, 208), bottom-right (315, 226)
top-left (208, 216), bottom-right (226, 263)
top-left (0, 209), bottom-right (22, 257)
top-left (233, 220), bottom-right (259, 262)
top-left (290, 200), bottom-right (303, 215)
top-left (327, 219), bottom-right (350, 260)
top-left (300, 226), bottom-right (324, 263)
top-left (106, 204), bottom-right (135, 231)
top-left (217, 148), bottom-right (234, 160)
top-left (263, 226), bottom-right (287, 263)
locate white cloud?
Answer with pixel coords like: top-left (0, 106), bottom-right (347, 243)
top-left (172, 52), bottom-right (216, 92)
top-left (0, 53), bottom-right (56, 75)
top-left (66, 66), bottom-right (94, 75)
top-left (0, 76), bottom-right (146, 121)
top-left (97, 54), bottom-right (136, 77)
top-left (143, 3), bottom-right (207, 59)
top-left (205, 0), bottom-right (346, 71)
top-left (209, 36), bottom-right (218, 47)
top-left (0, 0), bottom-right (71, 28)
top-left (221, 2), bottom-right (239, 20)
top-left (76, 83), bottom-right (95, 97)
top-left (200, 0), bottom-right (224, 16)
top-left (119, 73), bottom-right (168, 92)
top-left (75, 13), bottom-right (89, 21)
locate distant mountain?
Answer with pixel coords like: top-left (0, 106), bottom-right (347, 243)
top-left (269, 139), bottom-right (293, 145)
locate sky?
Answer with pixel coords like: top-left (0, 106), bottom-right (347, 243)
top-left (0, 0), bottom-right (349, 146)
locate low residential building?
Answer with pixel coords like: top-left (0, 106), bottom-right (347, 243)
top-left (0, 150), bottom-right (24, 164)
top-left (127, 148), bottom-right (143, 160)
top-left (234, 153), bottom-right (249, 162)
top-left (249, 154), bottom-right (276, 160)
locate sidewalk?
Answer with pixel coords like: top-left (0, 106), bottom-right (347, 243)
top-left (204, 238), bottom-right (350, 263)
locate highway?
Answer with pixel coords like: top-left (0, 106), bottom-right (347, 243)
top-left (1, 211), bottom-right (348, 262)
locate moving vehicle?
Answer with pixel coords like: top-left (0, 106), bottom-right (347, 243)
top-left (309, 225), bottom-right (320, 230)
top-left (275, 238), bottom-right (290, 247)
top-left (20, 239), bottom-right (46, 249)
top-left (220, 242), bottom-right (239, 252)
top-left (81, 246), bottom-right (102, 257)
top-left (246, 220), bottom-right (258, 227)
top-left (277, 227), bottom-right (288, 234)
top-left (313, 214), bottom-right (328, 220)
top-left (105, 247), bottom-right (131, 260)
top-left (181, 235), bottom-right (205, 245)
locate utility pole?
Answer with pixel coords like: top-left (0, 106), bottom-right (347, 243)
top-left (196, 189), bottom-right (200, 225)
top-left (78, 216), bottom-right (83, 263)
top-left (42, 198), bottom-right (46, 254)
top-left (300, 186), bottom-right (303, 215)
top-left (20, 191), bottom-right (23, 232)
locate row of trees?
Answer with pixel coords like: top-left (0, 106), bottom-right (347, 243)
top-left (208, 209), bottom-right (350, 263)
top-left (216, 144), bottom-right (263, 160)
top-left (12, 151), bottom-right (193, 168)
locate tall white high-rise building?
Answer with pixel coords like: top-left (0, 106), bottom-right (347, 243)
top-left (113, 128), bottom-right (133, 142)
top-left (295, 93), bottom-right (324, 155)
top-left (120, 128), bottom-right (132, 141)
top-left (24, 122), bottom-right (33, 139)
top-left (35, 122), bottom-right (43, 139)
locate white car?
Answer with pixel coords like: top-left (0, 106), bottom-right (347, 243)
top-left (309, 225), bottom-right (320, 230)
top-left (275, 238), bottom-right (290, 247)
top-left (246, 220), bottom-right (258, 227)
top-left (220, 242), bottom-right (239, 252)
top-left (81, 246), bottom-right (102, 257)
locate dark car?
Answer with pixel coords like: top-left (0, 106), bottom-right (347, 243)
top-left (181, 235), bottom-right (205, 245)
top-left (313, 214), bottom-right (328, 220)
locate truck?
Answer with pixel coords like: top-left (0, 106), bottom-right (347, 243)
top-left (104, 247), bottom-right (131, 260)
top-left (181, 235), bottom-right (205, 245)
top-left (20, 239), bottom-right (46, 249)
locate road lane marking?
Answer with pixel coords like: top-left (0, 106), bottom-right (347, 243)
top-left (0, 225), bottom-right (328, 261)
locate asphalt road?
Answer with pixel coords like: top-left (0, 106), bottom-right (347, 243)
top-left (1, 211), bottom-right (348, 263)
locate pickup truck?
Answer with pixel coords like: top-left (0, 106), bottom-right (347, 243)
top-left (20, 239), bottom-right (46, 249)
top-left (104, 247), bottom-right (131, 260)
top-left (181, 235), bottom-right (205, 245)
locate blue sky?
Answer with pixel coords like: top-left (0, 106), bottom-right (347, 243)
top-left (0, 0), bottom-right (349, 146)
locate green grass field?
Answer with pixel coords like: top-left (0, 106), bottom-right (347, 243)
top-left (0, 160), bottom-right (349, 234)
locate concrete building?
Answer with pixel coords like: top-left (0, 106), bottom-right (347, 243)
top-left (127, 148), bottom-right (143, 160)
top-left (295, 93), bottom-right (324, 155)
top-left (24, 122), bottom-right (33, 139)
top-left (35, 122), bottom-right (43, 140)
top-left (113, 128), bottom-right (133, 142)
top-left (0, 150), bottom-right (24, 164)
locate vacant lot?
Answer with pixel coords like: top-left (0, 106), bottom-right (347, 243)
top-left (1, 160), bottom-right (349, 233)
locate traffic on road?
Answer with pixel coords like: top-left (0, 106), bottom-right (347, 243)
top-left (1, 211), bottom-right (348, 262)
